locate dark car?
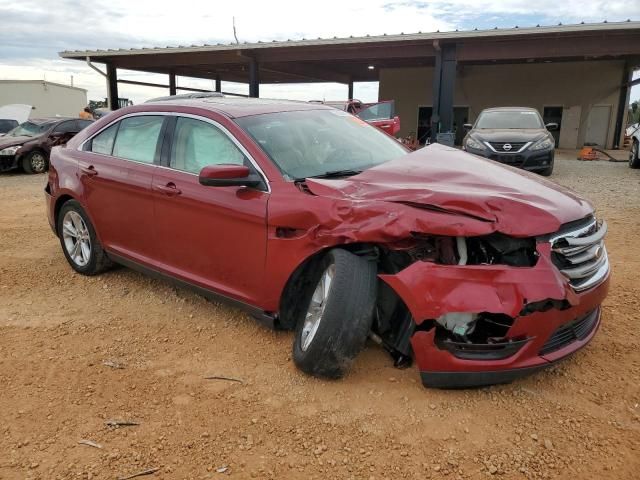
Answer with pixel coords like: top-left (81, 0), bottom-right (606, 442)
top-left (0, 118), bottom-right (93, 174)
top-left (0, 119), bottom-right (18, 136)
top-left (462, 107), bottom-right (557, 176)
top-left (45, 98), bottom-right (608, 389)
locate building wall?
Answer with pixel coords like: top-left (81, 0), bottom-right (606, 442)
top-left (0, 81), bottom-right (87, 118)
top-left (379, 60), bottom-right (625, 149)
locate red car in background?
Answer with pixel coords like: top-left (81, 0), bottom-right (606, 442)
top-left (45, 98), bottom-right (609, 388)
top-left (311, 99), bottom-right (401, 137)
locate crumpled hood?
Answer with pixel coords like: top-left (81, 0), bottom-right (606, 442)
top-left (0, 135), bottom-right (32, 149)
top-left (304, 144), bottom-right (593, 237)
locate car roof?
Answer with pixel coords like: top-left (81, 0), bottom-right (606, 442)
top-left (29, 117), bottom-right (75, 124)
top-left (143, 97), bottom-right (334, 118)
top-left (480, 107), bottom-right (540, 113)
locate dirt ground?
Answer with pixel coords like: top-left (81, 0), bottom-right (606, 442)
top-left (0, 151), bottom-right (639, 480)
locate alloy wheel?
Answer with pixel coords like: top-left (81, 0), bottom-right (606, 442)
top-left (301, 264), bottom-right (335, 351)
top-left (62, 211), bottom-right (91, 267)
top-left (30, 153), bottom-right (46, 173)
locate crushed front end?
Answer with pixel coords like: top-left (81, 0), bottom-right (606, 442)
top-left (374, 215), bottom-right (609, 388)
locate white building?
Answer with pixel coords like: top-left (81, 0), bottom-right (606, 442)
top-left (0, 80), bottom-right (87, 118)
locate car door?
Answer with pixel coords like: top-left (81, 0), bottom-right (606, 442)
top-left (152, 114), bottom-right (268, 305)
top-left (79, 114), bottom-right (166, 264)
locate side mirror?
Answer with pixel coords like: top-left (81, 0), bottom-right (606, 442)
top-left (545, 122), bottom-right (558, 131)
top-left (198, 164), bottom-right (262, 188)
top-left (463, 123), bottom-right (473, 130)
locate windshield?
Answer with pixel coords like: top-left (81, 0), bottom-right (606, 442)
top-left (8, 121), bottom-right (54, 137)
top-left (235, 109), bottom-right (407, 180)
top-left (475, 110), bottom-right (543, 129)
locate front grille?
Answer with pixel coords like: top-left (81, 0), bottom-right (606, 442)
top-left (488, 142), bottom-right (527, 152)
top-left (539, 308), bottom-right (599, 356)
top-left (489, 154), bottom-right (525, 166)
top-left (549, 217), bottom-right (609, 291)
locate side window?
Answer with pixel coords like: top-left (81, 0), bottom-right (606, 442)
top-left (171, 117), bottom-right (246, 174)
top-left (90, 123), bottom-right (119, 155)
top-left (112, 116), bottom-right (164, 164)
top-left (77, 120), bottom-right (93, 131)
top-left (53, 121), bottom-right (77, 134)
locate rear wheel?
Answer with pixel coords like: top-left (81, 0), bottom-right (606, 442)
top-left (293, 249), bottom-right (377, 379)
top-left (57, 200), bottom-right (112, 275)
top-left (22, 150), bottom-right (48, 174)
top-left (630, 140), bottom-right (640, 169)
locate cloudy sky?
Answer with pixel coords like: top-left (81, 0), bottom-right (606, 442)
top-left (1, 0), bottom-right (638, 104)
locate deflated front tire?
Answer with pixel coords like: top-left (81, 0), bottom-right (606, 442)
top-left (293, 249), bottom-right (377, 379)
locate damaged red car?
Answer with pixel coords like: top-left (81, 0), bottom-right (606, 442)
top-left (45, 98), bottom-right (610, 388)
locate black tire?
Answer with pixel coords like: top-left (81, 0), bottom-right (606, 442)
top-left (22, 150), bottom-right (48, 174)
top-left (56, 200), bottom-right (112, 275)
top-left (293, 249), bottom-right (377, 379)
top-left (630, 140), bottom-right (640, 169)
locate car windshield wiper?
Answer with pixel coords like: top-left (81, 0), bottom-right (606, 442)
top-left (307, 169), bottom-right (363, 180)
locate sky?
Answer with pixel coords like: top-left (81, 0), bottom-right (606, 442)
top-left (0, 0), bottom-right (638, 104)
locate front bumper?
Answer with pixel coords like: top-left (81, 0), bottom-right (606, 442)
top-left (379, 243), bottom-right (610, 388)
top-left (0, 154), bottom-right (18, 172)
top-left (466, 146), bottom-right (554, 172)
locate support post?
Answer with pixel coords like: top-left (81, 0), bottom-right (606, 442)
top-left (215, 75), bottom-right (222, 93)
top-left (431, 43), bottom-right (457, 141)
top-left (106, 63), bottom-right (119, 110)
top-left (249, 57), bottom-right (260, 98)
top-left (347, 80), bottom-right (354, 100)
top-left (169, 72), bottom-right (176, 96)
top-left (613, 62), bottom-right (632, 149)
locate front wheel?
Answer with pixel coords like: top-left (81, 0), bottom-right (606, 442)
top-left (539, 158), bottom-right (554, 177)
top-left (293, 249), bottom-right (377, 379)
top-left (57, 200), bottom-right (112, 275)
top-left (630, 140), bottom-right (640, 169)
top-left (22, 151), bottom-right (48, 174)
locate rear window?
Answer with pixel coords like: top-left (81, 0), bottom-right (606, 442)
top-left (90, 123), bottom-right (119, 155)
top-left (475, 110), bottom-right (544, 129)
top-left (112, 116), bottom-right (164, 164)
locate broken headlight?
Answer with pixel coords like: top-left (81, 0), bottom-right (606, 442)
top-left (465, 233), bottom-right (537, 267)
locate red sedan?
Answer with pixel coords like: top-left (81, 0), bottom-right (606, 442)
top-left (45, 98), bottom-right (609, 388)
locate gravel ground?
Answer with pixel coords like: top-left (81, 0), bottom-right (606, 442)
top-left (0, 151), bottom-right (639, 480)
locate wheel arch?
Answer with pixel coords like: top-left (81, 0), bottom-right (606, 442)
top-left (53, 193), bottom-right (79, 235)
top-left (277, 242), bottom-right (378, 330)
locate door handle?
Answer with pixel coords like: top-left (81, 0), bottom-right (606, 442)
top-left (153, 182), bottom-right (182, 196)
top-left (80, 165), bottom-right (98, 176)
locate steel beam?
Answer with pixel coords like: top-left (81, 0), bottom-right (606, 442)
top-left (249, 56), bottom-right (260, 98)
top-left (169, 72), bottom-right (176, 95)
top-left (431, 43), bottom-right (456, 138)
top-left (613, 63), bottom-right (633, 149)
top-left (348, 80), bottom-right (354, 99)
top-left (106, 63), bottom-right (119, 110)
top-left (215, 75), bottom-right (222, 92)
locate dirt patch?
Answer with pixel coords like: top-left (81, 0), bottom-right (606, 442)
top-left (1, 154), bottom-right (639, 479)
